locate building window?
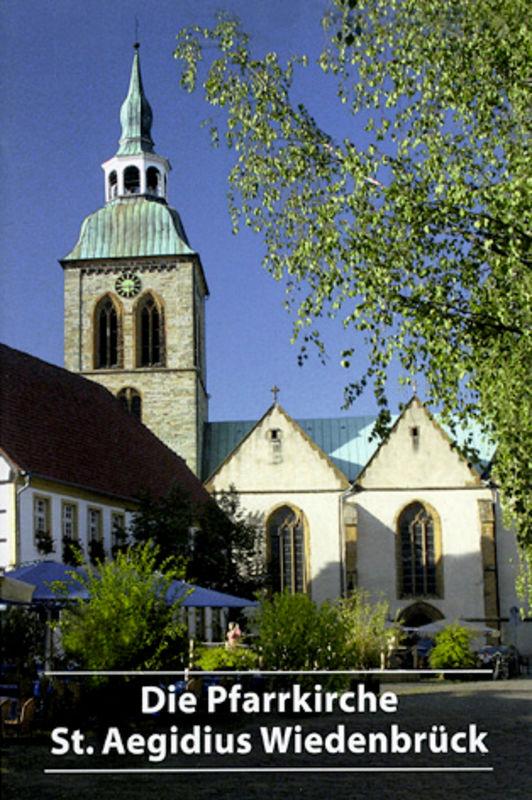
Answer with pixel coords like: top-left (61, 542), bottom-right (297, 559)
top-left (124, 165), bottom-right (140, 194)
top-left (95, 295), bottom-right (122, 369)
top-left (398, 502), bottom-right (442, 597)
top-left (87, 507), bottom-right (104, 564)
top-left (61, 502), bottom-right (78, 540)
top-left (137, 293), bottom-right (164, 367)
top-left (117, 387), bottom-right (142, 421)
top-left (267, 428), bottom-right (283, 464)
top-left (267, 505), bottom-right (308, 593)
top-left (111, 511), bottom-right (126, 555)
top-left (33, 496), bottom-right (53, 554)
top-left (146, 166), bottom-right (161, 196)
top-left (108, 170), bottom-right (118, 199)
top-left (87, 508), bottom-right (102, 542)
top-left (62, 502), bottom-right (82, 564)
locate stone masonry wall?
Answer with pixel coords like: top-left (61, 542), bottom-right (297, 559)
top-left (63, 256), bottom-right (208, 475)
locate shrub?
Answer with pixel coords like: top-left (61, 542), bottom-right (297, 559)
top-left (56, 542), bottom-right (188, 671)
top-left (337, 590), bottom-right (396, 669)
top-left (195, 645), bottom-right (258, 671)
top-left (250, 590), bottom-right (395, 679)
top-left (429, 623), bottom-right (477, 669)
top-left (0, 605), bottom-right (45, 680)
top-left (253, 592), bottom-right (345, 671)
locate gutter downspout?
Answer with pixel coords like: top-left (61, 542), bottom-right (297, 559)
top-left (339, 483), bottom-right (356, 597)
top-left (489, 483), bottom-right (502, 627)
top-left (15, 470), bottom-right (31, 567)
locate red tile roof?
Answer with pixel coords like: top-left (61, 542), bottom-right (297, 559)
top-left (0, 344), bottom-right (210, 504)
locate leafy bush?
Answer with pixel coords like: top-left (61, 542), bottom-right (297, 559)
top-left (251, 590), bottom-right (394, 676)
top-left (132, 485), bottom-right (265, 595)
top-left (429, 624), bottom-right (476, 669)
top-left (253, 592), bottom-right (345, 671)
top-left (337, 591), bottom-right (396, 669)
top-left (195, 645), bottom-right (258, 671)
top-left (56, 543), bottom-right (188, 670)
top-left (0, 605), bottom-right (45, 676)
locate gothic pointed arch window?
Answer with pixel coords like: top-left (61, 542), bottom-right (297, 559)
top-left (397, 502), bottom-right (443, 598)
top-left (136, 292), bottom-right (165, 367)
top-left (117, 387), bottom-right (142, 421)
top-left (94, 295), bottom-right (122, 369)
top-left (267, 505), bottom-right (308, 593)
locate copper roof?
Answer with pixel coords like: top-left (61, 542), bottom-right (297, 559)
top-left (62, 197), bottom-right (193, 261)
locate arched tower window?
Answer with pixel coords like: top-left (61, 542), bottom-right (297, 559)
top-left (124, 165), bottom-right (140, 194)
top-left (146, 166), bottom-right (161, 196)
top-left (136, 293), bottom-right (164, 367)
top-left (117, 387), bottom-right (142, 421)
top-left (267, 505), bottom-right (308, 593)
top-left (108, 170), bottom-right (118, 200)
top-left (94, 295), bottom-right (122, 369)
top-left (397, 502), bottom-right (442, 597)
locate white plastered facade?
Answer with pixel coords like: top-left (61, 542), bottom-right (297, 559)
top-left (206, 405), bottom-right (349, 604)
top-left (206, 400), bottom-right (531, 655)
top-left (0, 457), bottom-right (134, 571)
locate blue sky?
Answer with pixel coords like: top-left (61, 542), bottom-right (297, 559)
top-left (0, 0), bottom-right (410, 421)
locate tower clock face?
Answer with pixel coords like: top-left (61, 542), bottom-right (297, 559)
top-left (115, 272), bottom-right (141, 298)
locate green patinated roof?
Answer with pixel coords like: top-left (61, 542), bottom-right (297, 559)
top-left (63, 197), bottom-right (193, 260)
top-left (117, 46), bottom-right (154, 156)
top-left (202, 413), bottom-right (495, 483)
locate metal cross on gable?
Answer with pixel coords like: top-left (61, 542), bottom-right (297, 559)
top-left (271, 385), bottom-right (280, 404)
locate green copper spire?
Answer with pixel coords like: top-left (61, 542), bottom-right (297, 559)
top-left (117, 44), bottom-right (154, 156)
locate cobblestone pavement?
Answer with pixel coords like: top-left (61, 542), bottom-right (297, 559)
top-left (2, 678), bottom-right (531, 800)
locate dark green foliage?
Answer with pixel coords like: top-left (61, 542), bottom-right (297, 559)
top-left (88, 538), bottom-right (105, 565)
top-left (0, 605), bottom-right (46, 678)
top-left (132, 485), bottom-right (264, 595)
top-left (35, 529), bottom-right (54, 555)
top-left (62, 535), bottom-right (83, 566)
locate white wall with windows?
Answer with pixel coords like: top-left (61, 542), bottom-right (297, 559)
top-left (0, 455), bottom-right (16, 567)
top-left (206, 405), bottom-right (348, 604)
top-left (349, 487), bottom-right (488, 621)
top-left (4, 482), bottom-right (133, 568)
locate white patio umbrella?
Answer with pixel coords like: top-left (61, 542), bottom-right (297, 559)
top-left (0, 574), bottom-right (35, 603)
top-left (414, 619), bottom-right (499, 636)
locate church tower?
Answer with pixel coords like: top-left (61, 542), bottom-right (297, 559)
top-left (61, 45), bottom-right (208, 475)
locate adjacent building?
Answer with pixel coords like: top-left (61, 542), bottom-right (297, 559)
top-left (0, 343), bottom-right (210, 569)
